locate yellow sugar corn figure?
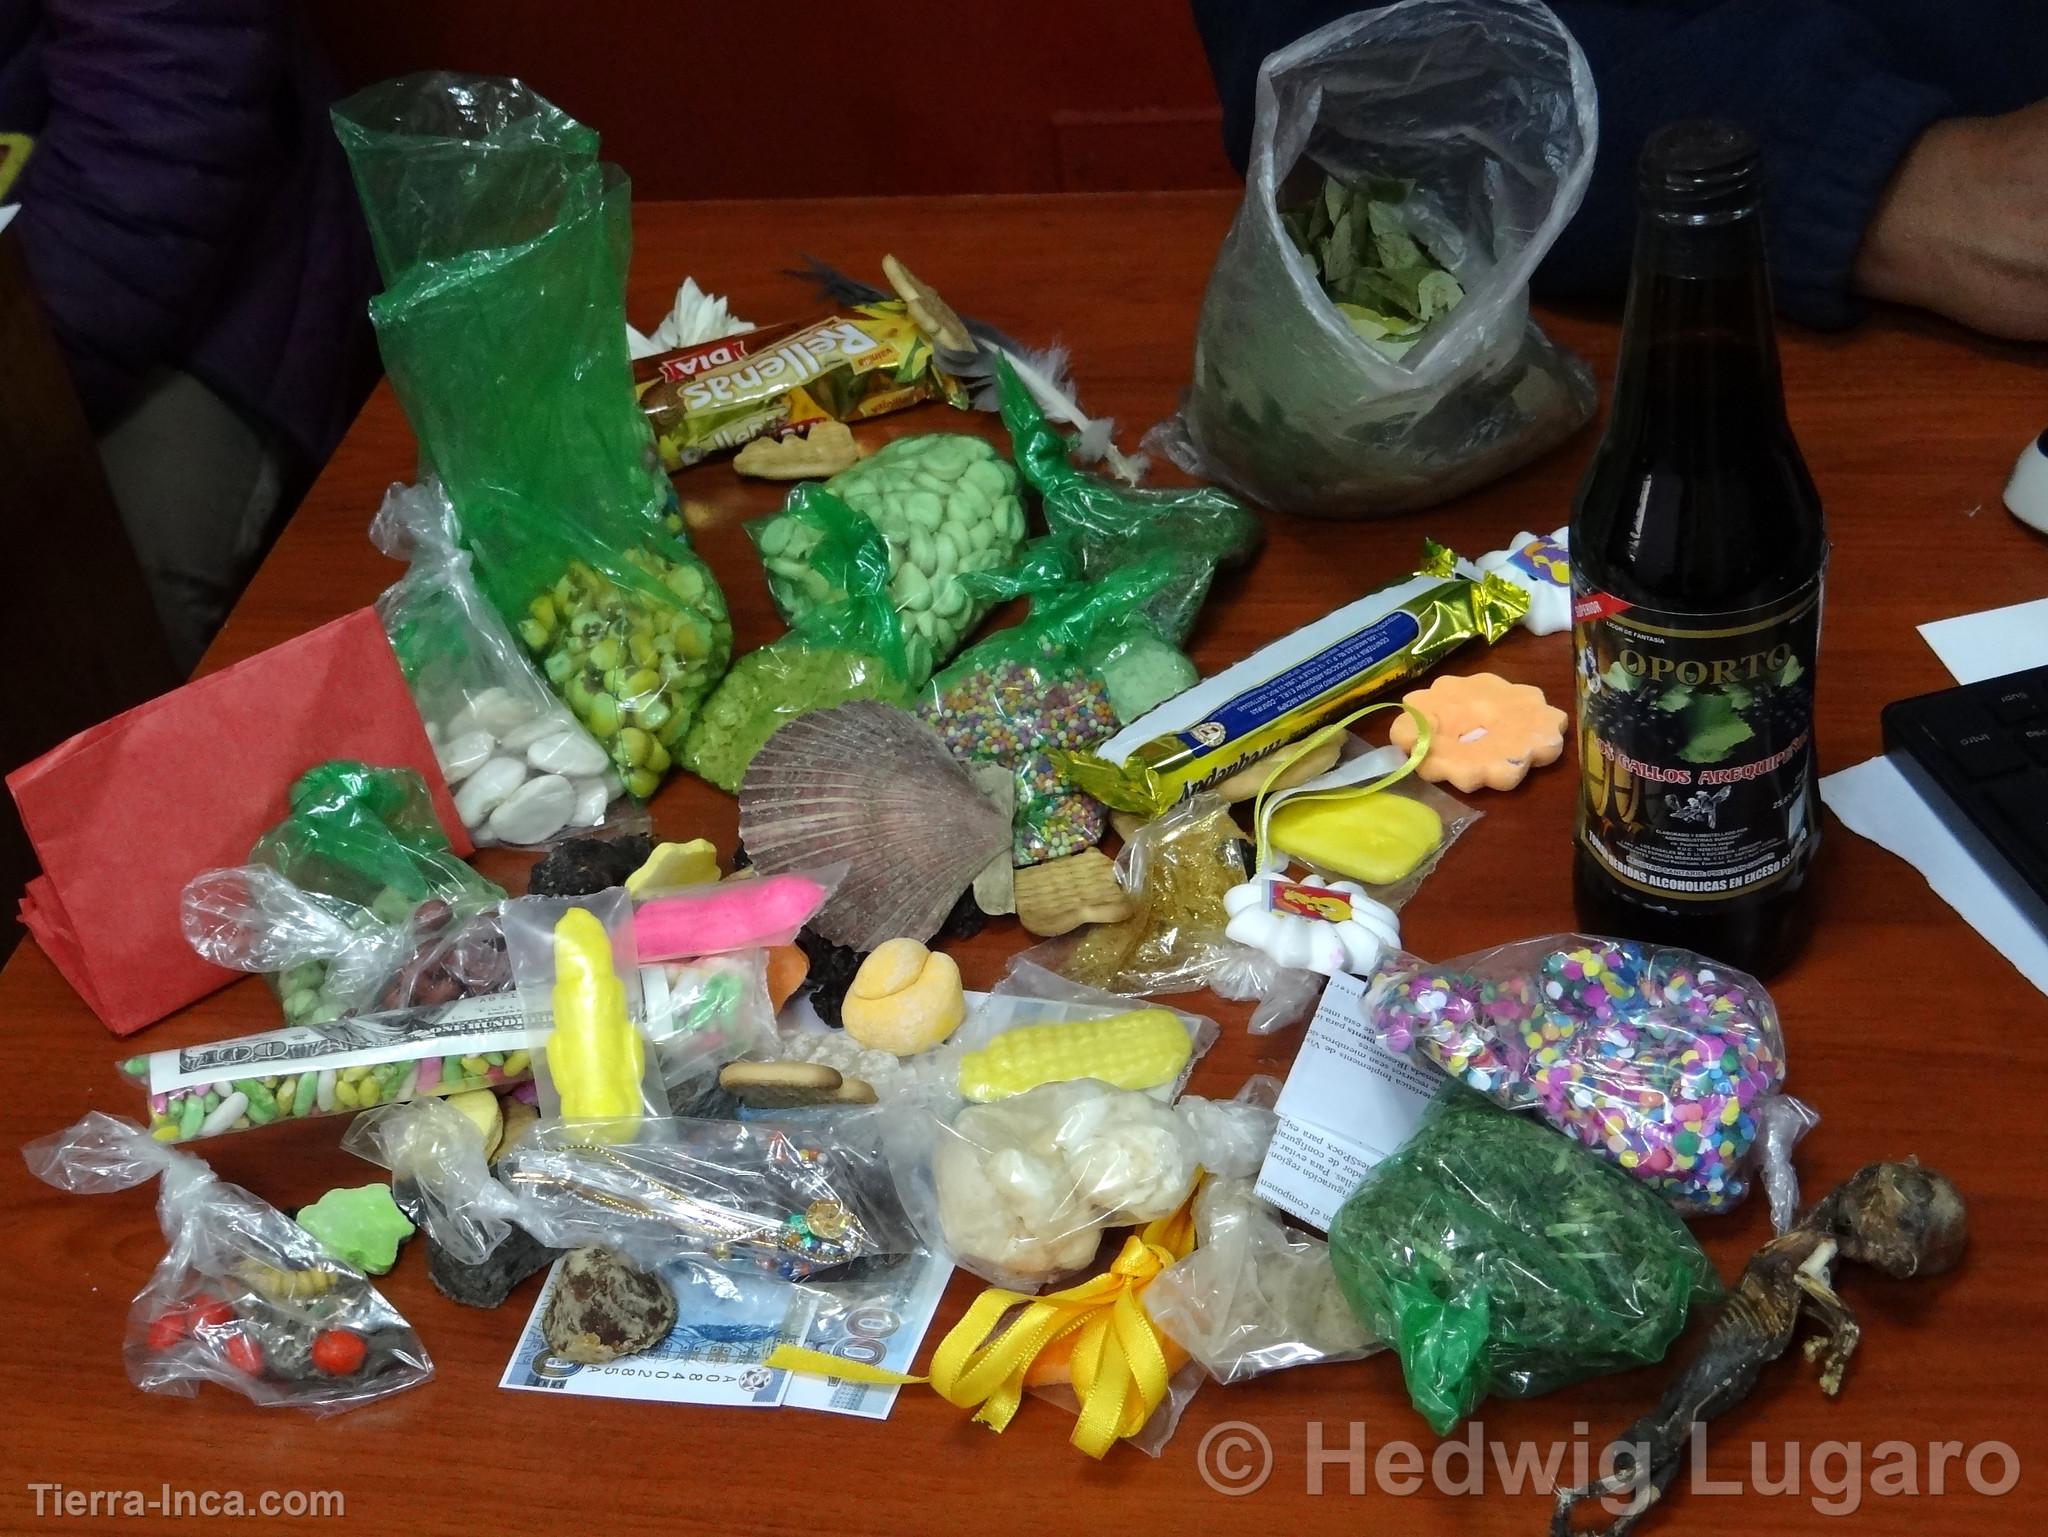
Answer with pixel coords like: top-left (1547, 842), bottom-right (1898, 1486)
top-left (547, 907), bottom-right (644, 1137)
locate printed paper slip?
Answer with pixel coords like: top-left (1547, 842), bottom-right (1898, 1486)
top-left (1255, 972), bottom-right (1442, 1229)
top-left (501, 1249), bottom-right (951, 1419)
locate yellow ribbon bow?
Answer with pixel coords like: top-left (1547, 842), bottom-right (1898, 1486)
top-left (765, 1192), bottom-right (1199, 1459)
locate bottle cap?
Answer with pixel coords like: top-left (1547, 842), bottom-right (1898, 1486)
top-left (1639, 120), bottom-right (1760, 216)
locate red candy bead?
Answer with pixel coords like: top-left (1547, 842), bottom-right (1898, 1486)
top-left (221, 1333), bottom-right (264, 1376)
top-left (310, 1329), bottom-right (367, 1376)
top-left (187, 1295), bottom-right (235, 1333)
top-left (145, 1305), bottom-right (193, 1352)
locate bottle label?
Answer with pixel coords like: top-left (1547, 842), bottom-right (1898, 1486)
top-left (1572, 576), bottom-right (1822, 902)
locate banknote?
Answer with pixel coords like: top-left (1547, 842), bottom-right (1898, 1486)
top-left (500, 1249), bottom-right (951, 1419)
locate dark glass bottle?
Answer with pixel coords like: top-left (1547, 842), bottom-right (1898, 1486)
top-left (1570, 121), bottom-right (1827, 977)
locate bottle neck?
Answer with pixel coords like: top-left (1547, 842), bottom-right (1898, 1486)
top-left (1606, 208), bottom-right (1787, 445)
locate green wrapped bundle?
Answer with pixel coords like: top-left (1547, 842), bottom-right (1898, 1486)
top-left (750, 434), bottom-right (1027, 675)
top-left (1327, 1087), bottom-right (1719, 1435)
top-left (334, 75), bottom-right (731, 795)
top-left (685, 489), bottom-right (923, 793)
top-left (996, 355), bottom-right (1260, 645)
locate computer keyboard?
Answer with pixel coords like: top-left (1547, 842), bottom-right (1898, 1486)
top-left (1882, 664), bottom-right (2048, 927)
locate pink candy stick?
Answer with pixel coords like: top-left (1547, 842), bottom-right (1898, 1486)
top-left (633, 873), bottom-right (829, 960)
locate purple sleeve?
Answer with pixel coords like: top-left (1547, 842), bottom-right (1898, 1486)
top-left (13, 0), bottom-right (283, 423)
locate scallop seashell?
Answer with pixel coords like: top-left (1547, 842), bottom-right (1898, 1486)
top-left (739, 701), bottom-right (1011, 951)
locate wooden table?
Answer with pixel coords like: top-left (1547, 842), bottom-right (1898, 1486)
top-left (3, 193), bottom-right (2045, 1535)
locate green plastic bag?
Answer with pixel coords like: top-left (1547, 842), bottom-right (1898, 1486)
top-left (685, 488), bottom-right (925, 794)
top-left (917, 547), bottom-right (1191, 863)
top-left (182, 764), bottom-right (507, 1029)
top-left (1326, 1087), bottom-right (1719, 1436)
top-left (334, 74), bottom-right (731, 797)
top-left (996, 355), bottom-right (1261, 644)
top-left (750, 434), bottom-right (1028, 674)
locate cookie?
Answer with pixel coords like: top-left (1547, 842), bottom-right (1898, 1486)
top-left (720, 1059), bottom-right (847, 1108)
top-left (1014, 849), bottom-right (1135, 937)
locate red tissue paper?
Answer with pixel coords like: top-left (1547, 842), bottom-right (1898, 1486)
top-left (9, 608), bottom-right (467, 1036)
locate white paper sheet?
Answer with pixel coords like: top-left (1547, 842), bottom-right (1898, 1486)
top-left (1255, 973), bottom-right (1441, 1228)
top-left (1820, 756), bottom-right (2048, 997)
top-left (1917, 598), bottom-right (2048, 685)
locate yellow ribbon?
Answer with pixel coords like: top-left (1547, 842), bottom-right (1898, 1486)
top-left (764, 1193), bottom-right (1200, 1459)
top-left (1247, 699), bottom-right (1434, 870)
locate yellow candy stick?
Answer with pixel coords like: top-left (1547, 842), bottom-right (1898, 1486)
top-left (956, 1009), bottom-right (1193, 1101)
top-left (546, 908), bottom-right (644, 1140)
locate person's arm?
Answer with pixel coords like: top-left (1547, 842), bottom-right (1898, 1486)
top-left (13, 0), bottom-right (284, 424)
top-left (1852, 102), bottom-right (2048, 341)
top-left (1189, 0), bottom-right (1952, 331)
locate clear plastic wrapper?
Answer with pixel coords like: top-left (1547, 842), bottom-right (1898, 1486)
top-left (353, 1097), bottom-right (921, 1282)
top-left (501, 890), bottom-right (665, 1127)
top-left (900, 1075), bottom-right (1276, 1291)
top-left (688, 488), bottom-right (923, 791)
top-left (1150, 0), bottom-right (1598, 517)
top-left (119, 993), bottom-right (539, 1144)
top-left (1361, 934), bottom-right (1802, 1215)
top-left (1327, 1087), bottom-right (1719, 1435)
top-left (942, 959), bottom-right (1220, 1102)
top-left (373, 478), bottom-right (640, 845)
top-left (181, 762), bottom-right (505, 1028)
top-left (1048, 794), bottom-right (1250, 995)
top-left (334, 74), bottom-right (733, 793)
top-left (25, 1113), bottom-right (432, 1413)
top-left (643, 951), bottom-right (781, 1090)
top-left (1145, 1176), bottom-right (1380, 1383)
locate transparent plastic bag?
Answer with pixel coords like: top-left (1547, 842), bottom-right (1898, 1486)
top-left (351, 1097), bottom-right (920, 1283)
top-left (689, 488), bottom-right (923, 792)
top-left (941, 959), bottom-right (1221, 1102)
top-left (904, 1076), bottom-right (1276, 1291)
top-left (181, 762), bottom-right (504, 1028)
top-left (1047, 794), bottom-right (1250, 995)
top-left (25, 1113), bottom-right (433, 1413)
top-left (119, 995), bottom-right (539, 1145)
top-left (642, 951), bottom-right (782, 1091)
top-left (1145, 1176), bottom-right (1381, 1383)
top-left (1327, 1087), bottom-right (1719, 1435)
top-left (374, 478), bottom-right (640, 845)
top-left (335, 74), bottom-right (733, 794)
top-left (1362, 934), bottom-right (1805, 1215)
top-left (501, 890), bottom-right (666, 1127)
top-left (1153, 0), bottom-right (1598, 517)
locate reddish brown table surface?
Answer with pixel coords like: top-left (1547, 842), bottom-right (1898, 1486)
top-left (4, 193), bottom-right (2046, 1534)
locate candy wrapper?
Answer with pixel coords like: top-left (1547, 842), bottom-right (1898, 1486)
top-left (373, 479), bottom-right (638, 844)
top-left (918, 548), bottom-right (1188, 864)
top-left (1064, 545), bottom-right (1526, 817)
top-left (995, 355), bottom-right (1260, 645)
top-left (1328, 1087), bottom-right (1719, 1434)
top-left (335, 74), bottom-right (734, 794)
top-left (685, 489), bottom-right (923, 792)
top-left (1361, 934), bottom-right (1807, 1216)
top-left (750, 434), bottom-right (1029, 676)
top-left (182, 763), bottom-right (505, 1029)
top-left (635, 302), bottom-right (968, 470)
top-left (1144, 1176), bottom-right (1380, 1384)
top-left (25, 1113), bottom-right (433, 1414)
top-left (7, 606), bottom-right (466, 1036)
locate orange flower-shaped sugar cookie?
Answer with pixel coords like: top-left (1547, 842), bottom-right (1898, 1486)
top-left (1390, 673), bottom-right (1568, 792)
